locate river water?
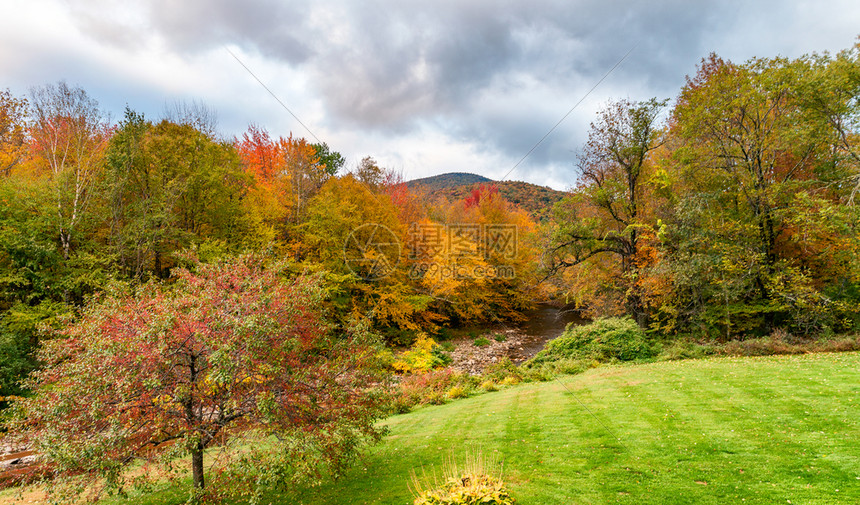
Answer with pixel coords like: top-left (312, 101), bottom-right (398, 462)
top-left (507, 304), bottom-right (588, 362)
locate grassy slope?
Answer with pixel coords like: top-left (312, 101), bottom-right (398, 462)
top-left (7, 352), bottom-right (860, 504)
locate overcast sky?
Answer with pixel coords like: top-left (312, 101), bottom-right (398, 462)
top-left (1, 1), bottom-right (858, 189)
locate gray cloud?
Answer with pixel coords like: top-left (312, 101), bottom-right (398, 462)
top-left (50, 0), bottom-right (860, 187)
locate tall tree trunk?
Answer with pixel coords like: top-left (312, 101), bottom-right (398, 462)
top-left (186, 354), bottom-right (204, 490)
top-left (184, 354), bottom-right (205, 489)
top-left (191, 440), bottom-right (205, 490)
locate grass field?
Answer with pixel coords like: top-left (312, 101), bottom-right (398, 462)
top-left (5, 352), bottom-right (860, 504)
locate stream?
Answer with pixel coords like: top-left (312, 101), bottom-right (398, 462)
top-left (507, 304), bottom-right (588, 363)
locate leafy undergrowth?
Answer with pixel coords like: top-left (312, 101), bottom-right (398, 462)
top-left (392, 359), bottom-right (554, 413)
top-left (4, 352), bottom-right (860, 504)
top-left (528, 317), bottom-right (657, 371)
top-left (657, 332), bottom-right (860, 361)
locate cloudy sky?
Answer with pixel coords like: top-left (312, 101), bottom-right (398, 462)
top-left (2, 1), bottom-right (858, 189)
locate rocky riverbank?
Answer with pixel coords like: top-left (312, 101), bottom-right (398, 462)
top-left (446, 328), bottom-right (558, 375)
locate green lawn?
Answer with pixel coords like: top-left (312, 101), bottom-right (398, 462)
top-left (8, 352), bottom-right (860, 504)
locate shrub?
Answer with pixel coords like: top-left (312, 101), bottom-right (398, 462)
top-left (432, 344), bottom-right (454, 367)
top-left (658, 330), bottom-right (860, 360)
top-left (393, 334), bottom-right (450, 373)
top-left (480, 380), bottom-right (498, 392)
top-left (426, 391), bottom-right (448, 405)
top-left (715, 332), bottom-right (860, 357)
top-left (483, 359), bottom-right (524, 383)
top-left (391, 395), bottom-right (418, 415)
top-left (473, 337), bottom-right (491, 347)
top-left (499, 376), bottom-right (520, 387)
top-left (531, 317), bottom-right (658, 364)
top-left (413, 473), bottom-right (515, 505)
top-left (396, 369), bottom-right (474, 409)
top-left (522, 367), bottom-right (553, 382)
top-left (411, 450), bottom-right (515, 505)
top-left (657, 339), bottom-right (711, 361)
top-left (525, 357), bottom-right (588, 378)
top-left (447, 385), bottom-right (469, 399)
top-left (493, 333), bottom-right (507, 343)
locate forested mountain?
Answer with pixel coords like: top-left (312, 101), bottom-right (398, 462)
top-left (408, 173), bottom-right (567, 220)
top-left (406, 172), bottom-right (493, 192)
top-left (421, 178), bottom-right (566, 220)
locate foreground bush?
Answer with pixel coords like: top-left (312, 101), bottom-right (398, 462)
top-left (413, 473), bottom-right (515, 505)
top-left (411, 450), bottom-right (515, 505)
top-left (530, 317), bottom-right (658, 365)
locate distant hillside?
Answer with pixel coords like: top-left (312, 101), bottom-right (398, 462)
top-left (406, 173), bottom-right (566, 221)
top-left (406, 172), bottom-right (493, 192)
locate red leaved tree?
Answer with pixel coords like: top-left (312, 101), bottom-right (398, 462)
top-left (7, 255), bottom-right (389, 501)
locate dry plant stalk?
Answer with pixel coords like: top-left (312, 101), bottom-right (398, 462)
top-left (408, 447), bottom-right (505, 498)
